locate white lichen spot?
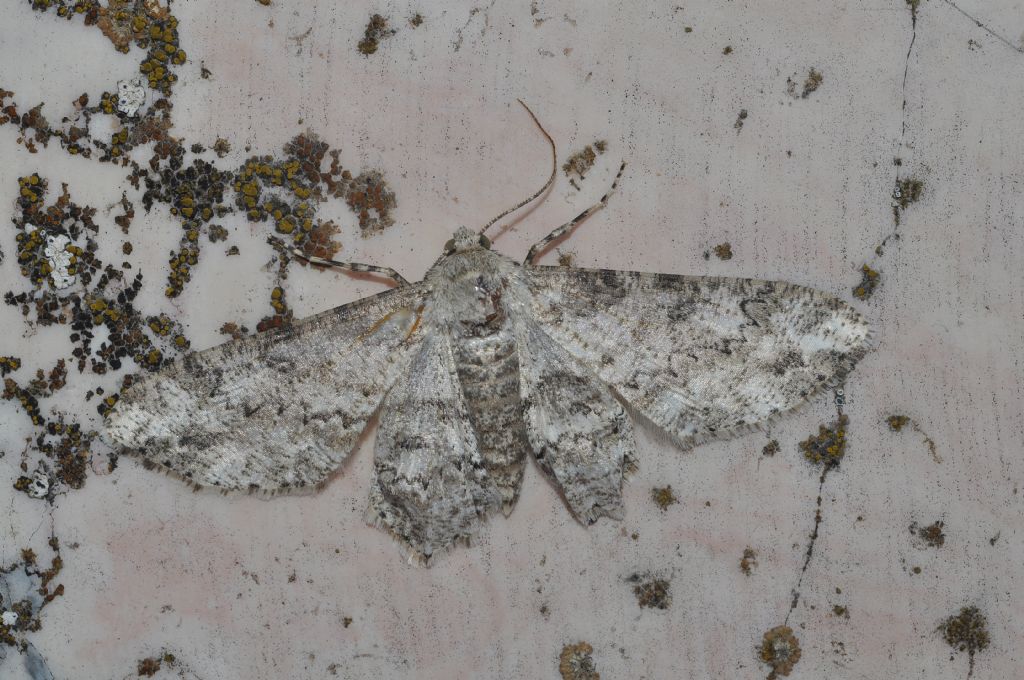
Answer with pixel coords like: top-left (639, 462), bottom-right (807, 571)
top-left (28, 471), bottom-right (50, 499)
top-left (43, 234), bottom-right (75, 290)
top-left (1, 610), bottom-right (17, 627)
top-left (117, 78), bottom-right (147, 117)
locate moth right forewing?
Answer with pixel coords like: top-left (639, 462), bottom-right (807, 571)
top-left (106, 284), bottom-right (431, 494)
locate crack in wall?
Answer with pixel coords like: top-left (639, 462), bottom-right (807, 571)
top-left (940, 0), bottom-right (1024, 54)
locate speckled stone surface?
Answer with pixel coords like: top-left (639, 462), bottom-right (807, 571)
top-left (1, 2), bottom-right (1022, 678)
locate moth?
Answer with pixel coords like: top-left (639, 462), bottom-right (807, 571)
top-left (106, 108), bottom-right (871, 564)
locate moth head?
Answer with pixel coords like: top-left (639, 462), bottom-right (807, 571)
top-left (444, 227), bottom-right (491, 255)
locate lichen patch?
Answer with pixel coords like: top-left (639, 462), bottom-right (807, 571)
top-left (559, 641), bottom-right (599, 680)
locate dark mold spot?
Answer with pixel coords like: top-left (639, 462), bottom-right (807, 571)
top-left (734, 108), bottom-right (748, 132)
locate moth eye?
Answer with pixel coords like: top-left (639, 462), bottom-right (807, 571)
top-left (443, 239), bottom-right (455, 254)
top-left (479, 234), bottom-right (491, 250)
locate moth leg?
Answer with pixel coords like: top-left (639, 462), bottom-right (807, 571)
top-left (291, 249), bottom-right (409, 286)
top-left (524, 161), bottom-right (626, 265)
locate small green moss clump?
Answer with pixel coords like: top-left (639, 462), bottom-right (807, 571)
top-left (759, 625), bottom-right (801, 678)
top-left (651, 485), bottom-right (678, 511)
top-left (802, 68), bottom-right (823, 98)
top-left (213, 137), bottom-right (231, 158)
top-left (895, 177), bottom-right (924, 209)
top-left (800, 414), bottom-right (848, 467)
top-left (713, 242), bottom-right (733, 260)
top-left (939, 606), bottom-right (989, 676)
top-left (358, 14), bottom-right (394, 55)
top-left (887, 414), bottom-right (910, 432)
top-left (853, 264), bottom-right (880, 300)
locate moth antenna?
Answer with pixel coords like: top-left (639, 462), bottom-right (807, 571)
top-left (479, 99), bottom-right (557, 236)
top-left (291, 249), bottom-right (409, 286)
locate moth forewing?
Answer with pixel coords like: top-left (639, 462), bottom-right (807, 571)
top-left (105, 284), bottom-right (431, 493)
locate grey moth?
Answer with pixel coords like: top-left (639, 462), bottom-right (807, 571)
top-left (106, 157), bottom-right (870, 564)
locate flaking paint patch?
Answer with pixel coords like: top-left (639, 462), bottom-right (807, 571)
top-left (116, 78), bottom-right (146, 117)
top-left (42, 234), bottom-right (75, 290)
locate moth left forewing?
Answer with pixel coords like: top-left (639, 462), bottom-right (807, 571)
top-left (524, 266), bottom-right (870, 448)
top-left (105, 284), bottom-right (430, 493)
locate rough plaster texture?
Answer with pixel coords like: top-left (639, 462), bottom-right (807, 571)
top-left (1, 1), bottom-right (1022, 678)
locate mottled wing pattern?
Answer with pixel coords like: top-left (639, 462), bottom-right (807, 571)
top-left (525, 267), bottom-right (870, 448)
top-left (106, 285), bottom-right (428, 493)
top-left (513, 315), bottom-right (636, 524)
top-left (368, 331), bottom-right (498, 562)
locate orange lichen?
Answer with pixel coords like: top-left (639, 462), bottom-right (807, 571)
top-left (651, 485), bottom-right (678, 511)
top-left (559, 642), bottom-right (599, 680)
top-left (759, 625), bottom-right (801, 678)
top-left (562, 141), bottom-right (607, 179)
top-left (740, 547), bottom-right (758, 576)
